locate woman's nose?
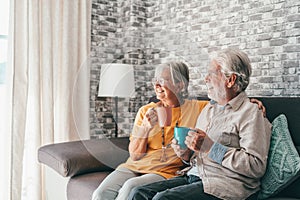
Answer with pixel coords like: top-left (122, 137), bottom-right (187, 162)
top-left (154, 82), bottom-right (162, 87)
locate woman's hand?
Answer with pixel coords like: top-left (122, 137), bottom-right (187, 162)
top-left (185, 129), bottom-right (214, 153)
top-left (142, 107), bottom-right (158, 130)
top-left (171, 138), bottom-right (191, 162)
top-left (250, 98), bottom-right (266, 117)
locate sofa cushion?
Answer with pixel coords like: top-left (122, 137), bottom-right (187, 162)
top-left (67, 171), bottom-right (111, 200)
top-left (38, 137), bottom-right (129, 177)
top-left (258, 114), bottom-right (300, 199)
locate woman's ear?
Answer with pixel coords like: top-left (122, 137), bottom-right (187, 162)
top-left (173, 81), bottom-right (184, 93)
top-left (226, 74), bottom-right (237, 88)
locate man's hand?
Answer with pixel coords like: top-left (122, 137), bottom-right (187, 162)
top-left (185, 129), bottom-right (214, 153)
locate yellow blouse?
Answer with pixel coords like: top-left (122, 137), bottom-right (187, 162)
top-left (118, 99), bottom-right (208, 179)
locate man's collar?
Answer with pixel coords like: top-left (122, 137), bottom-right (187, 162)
top-left (209, 92), bottom-right (247, 111)
top-left (227, 92), bottom-right (247, 111)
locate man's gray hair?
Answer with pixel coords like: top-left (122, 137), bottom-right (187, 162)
top-left (212, 48), bottom-right (252, 92)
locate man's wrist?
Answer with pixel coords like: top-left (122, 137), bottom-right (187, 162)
top-left (202, 135), bottom-right (214, 153)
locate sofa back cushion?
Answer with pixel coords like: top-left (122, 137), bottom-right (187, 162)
top-left (257, 97), bottom-right (300, 151)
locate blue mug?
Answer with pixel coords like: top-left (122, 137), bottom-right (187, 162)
top-left (174, 126), bottom-right (190, 149)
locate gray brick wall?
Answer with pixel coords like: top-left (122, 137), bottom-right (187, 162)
top-left (91, 0), bottom-right (300, 138)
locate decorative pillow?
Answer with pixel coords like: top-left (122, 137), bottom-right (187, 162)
top-left (258, 114), bottom-right (300, 199)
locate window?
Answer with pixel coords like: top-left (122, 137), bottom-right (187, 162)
top-left (0, 36), bottom-right (7, 84)
top-left (0, 0), bottom-right (9, 85)
top-left (0, 0), bottom-right (9, 127)
top-left (0, 1), bottom-right (10, 200)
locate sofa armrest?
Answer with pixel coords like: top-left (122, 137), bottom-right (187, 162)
top-left (38, 137), bottom-right (130, 177)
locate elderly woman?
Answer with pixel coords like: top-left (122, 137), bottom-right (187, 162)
top-left (92, 61), bottom-right (209, 200)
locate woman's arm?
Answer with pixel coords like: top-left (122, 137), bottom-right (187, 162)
top-left (129, 136), bottom-right (149, 161)
top-left (250, 98), bottom-right (266, 117)
top-left (128, 106), bottom-right (157, 161)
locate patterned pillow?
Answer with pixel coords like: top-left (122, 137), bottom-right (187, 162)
top-left (258, 114), bottom-right (300, 199)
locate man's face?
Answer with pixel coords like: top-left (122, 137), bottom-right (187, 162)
top-left (205, 60), bottom-right (228, 104)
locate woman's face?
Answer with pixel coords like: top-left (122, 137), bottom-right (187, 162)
top-left (152, 68), bottom-right (179, 102)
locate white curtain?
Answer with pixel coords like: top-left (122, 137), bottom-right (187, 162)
top-left (2, 0), bottom-right (91, 199)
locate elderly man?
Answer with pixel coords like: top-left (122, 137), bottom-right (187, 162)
top-left (128, 48), bottom-right (272, 200)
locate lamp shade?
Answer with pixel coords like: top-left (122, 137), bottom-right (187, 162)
top-left (98, 63), bottom-right (135, 97)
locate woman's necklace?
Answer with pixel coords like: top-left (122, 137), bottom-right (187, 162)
top-left (160, 127), bottom-right (167, 162)
top-left (159, 106), bottom-right (183, 162)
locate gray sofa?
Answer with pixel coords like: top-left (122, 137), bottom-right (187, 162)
top-left (38, 97), bottom-right (300, 200)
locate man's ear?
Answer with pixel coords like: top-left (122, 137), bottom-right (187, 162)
top-left (226, 74), bottom-right (237, 88)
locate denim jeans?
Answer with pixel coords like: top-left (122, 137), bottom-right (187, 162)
top-left (128, 175), bottom-right (220, 200)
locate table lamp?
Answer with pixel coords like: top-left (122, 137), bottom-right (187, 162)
top-left (98, 63), bottom-right (135, 137)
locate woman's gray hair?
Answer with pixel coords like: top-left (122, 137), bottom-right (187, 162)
top-left (155, 61), bottom-right (190, 98)
top-left (212, 48), bottom-right (252, 92)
